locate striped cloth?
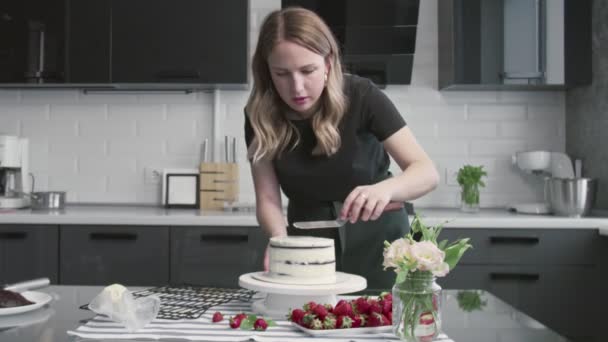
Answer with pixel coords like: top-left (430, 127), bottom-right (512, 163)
top-left (67, 296), bottom-right (454, 342)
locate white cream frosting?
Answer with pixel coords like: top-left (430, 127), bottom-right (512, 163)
top-left (268, 236), bottom-right (336, 284)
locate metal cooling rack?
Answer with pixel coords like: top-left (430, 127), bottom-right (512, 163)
top-left (80, 285), bottom-right (255, 320)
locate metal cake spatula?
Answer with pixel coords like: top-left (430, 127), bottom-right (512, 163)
top-left (292, 202), bottom-right (404, 229)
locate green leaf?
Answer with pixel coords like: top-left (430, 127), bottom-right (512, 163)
top-left (239, 315), bottom-right (257, 330)
top-left (456, 165), bottom-right (487, 187)
top-left (396, 271), bottom-right (406, 284)
top-left (444, 238), bottom-right (472, 270)
top-left (266, 319), bottom-right (277, 327)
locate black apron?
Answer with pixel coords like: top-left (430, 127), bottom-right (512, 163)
top-left (287, 199), bottom-right (409, 293)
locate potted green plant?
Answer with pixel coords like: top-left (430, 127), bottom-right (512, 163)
top-left (456, 165), bottom-right (487, 212)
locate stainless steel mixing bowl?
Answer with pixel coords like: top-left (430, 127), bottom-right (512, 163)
top-left (547, 178), bottom-right (597, 217)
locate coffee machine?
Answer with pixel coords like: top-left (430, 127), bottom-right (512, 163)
top-left (511, 150), bottom-right (575, 214)
top-left (0, 135), bottom-right (31, 209)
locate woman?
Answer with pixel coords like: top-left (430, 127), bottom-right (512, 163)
top-left (244, 7), bottom-right (439, 291)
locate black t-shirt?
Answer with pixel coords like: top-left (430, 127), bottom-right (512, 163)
top-left (245, 74), bottom-right (406, 204)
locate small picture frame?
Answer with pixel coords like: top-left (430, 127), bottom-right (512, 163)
top-left (165, 173), bottom-right (199, 209)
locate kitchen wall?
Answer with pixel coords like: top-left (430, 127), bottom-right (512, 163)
top-left (0, 0), bottom-right (566, 208)
top-left (566, 0), bottom-right (608, 210)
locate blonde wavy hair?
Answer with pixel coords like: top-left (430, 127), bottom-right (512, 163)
top-left (246, 7), bottom-right (348, 163)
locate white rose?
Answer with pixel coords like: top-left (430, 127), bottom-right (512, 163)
top-left (410, 241), bottom-right (446, 273)
top-left (383, 238), bottom-right (412, 269)
top-left (430, 261), bottom-right (450, 277)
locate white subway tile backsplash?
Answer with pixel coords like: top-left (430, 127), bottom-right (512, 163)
top-left (46, 155), bottom-right (79, 176)
top-left (138, 118), bottom-right (196, 139)
top-left (496, 91), bottom-right (563, 105)
top-left (21, 90), bottom-right (79, 103)
top-left (79, 156), bottom-right (137, 176)
top-left (470, 140), bottom-right (528, 156)
top-left (500, 121), bottom-right (559, 139)
top-left (50, 138), bottom-right (106, 156)
top-left (50, 105), bottom-right (107, 119)
top-left (468, 105), bottom-right (527, 121)
top-left (527, 104), bottom-right (564, 120)
top-left (0, 116), bottom-right (19, 135)
top-left (108, 104), bottom-right (165, 121)
top-left (0, 0), bottom-right (567, 207)
top-left (437, 122), bottom-right (497, 138)
top-left (136, 92), bottom-right (198, 104)
top-left (22, 118), bottom-right (78, 138)
top-left (80, 118), bottom-right (136, 138)
top-left (0, 90), bottom-right (20, 103)
top-left (77, 92), bottom-right (138, 104)
top-left (107, 139), bottom-right (166, 156)
top-left (422, 139), bottom-right (468, 157)
top-left (0, 104), bottom-right (48, 119)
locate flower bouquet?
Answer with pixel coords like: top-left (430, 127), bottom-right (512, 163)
top-left (383, 215), bottom-right (472, 341)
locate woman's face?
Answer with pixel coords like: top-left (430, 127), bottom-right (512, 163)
top-left (267, 40), bottom-right (328, 117)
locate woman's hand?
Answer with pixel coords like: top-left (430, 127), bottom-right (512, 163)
top-left (340, 183), bottom-right (393, 223)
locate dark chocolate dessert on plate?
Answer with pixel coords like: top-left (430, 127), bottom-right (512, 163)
top-left (0, 290), bottom-right (34, 308)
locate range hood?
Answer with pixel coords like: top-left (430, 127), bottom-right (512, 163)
top-left (282, 0), bottom-right (420, 86)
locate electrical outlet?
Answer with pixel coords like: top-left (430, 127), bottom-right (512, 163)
top-left (144, 167), bottom-right (162, 184)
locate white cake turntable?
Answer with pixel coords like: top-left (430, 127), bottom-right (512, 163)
top-left (238, 271), bottom-right (366, 318)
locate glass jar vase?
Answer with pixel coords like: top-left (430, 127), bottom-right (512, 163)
top-left (460, 183), bottom-right (480, 213)
top-left (392, 271), bottom-right (442, 342)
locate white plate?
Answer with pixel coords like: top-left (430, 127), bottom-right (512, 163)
top-left (0, 291), bottom-right (53, 316)
top-left (291, 321), bottom-right (392, 336)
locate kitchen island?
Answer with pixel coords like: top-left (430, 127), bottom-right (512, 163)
top-left (0, 285), bottom-right (569, 342)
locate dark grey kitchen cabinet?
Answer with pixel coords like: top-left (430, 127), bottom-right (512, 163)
top-left (438, 0), bottom-right (591, 90)
top-left (60, 225), bottom-right (169, 286)
top-left (0, 225), bottom-right (58, 284)
top-left (170, 226), bottom-right (267, 288)
top-left (437, 228), bottom-right (601, 342)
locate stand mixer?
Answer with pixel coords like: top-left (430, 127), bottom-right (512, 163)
top-left (511, 150), bottom-right (575, 214)
top-left (0, 135), bottom-right (32, 209)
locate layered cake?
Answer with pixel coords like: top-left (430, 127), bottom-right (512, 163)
top-left (268, 236), bottom-right (336, 284)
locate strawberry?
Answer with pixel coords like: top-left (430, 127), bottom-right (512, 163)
top-left (333, 301), bottom-right (353, 317)
top-left (288, 308), bottom-right (306, 325)
top-left (324, 303), bottom-right (334, 313)
top-left (254, 318), bottom-right (269, 331)
top-left (351, 314), bottom-right (365, 328)
top-left (312, 304), bottom-right (329, 320)
top-left (211, 311), bottom-right (223, 323)
top-left (353, 297), bottom-right (371, 315)
top-left (309, 318), bottom-right (323, 330)
top-left (336, 315), bottom-right (353, 329)
top-left (432, 294), bottom-right (439, 311)
top-left (303, 301), bottom-right (318, 312)
top-left (379, 292), bottom-right (392, 302)
top-left (229, 314), bottom-right (245, 329)
top-left (380, 299), bottom-right (392, 316)
top-left (367, 299), bottom-right (382, 315)
top-left (419, 312), bottom-right (435, 325)
top-left (322, 315), bottom-right (337, 329)
top-left (418, 312), bottom-right (437, 342)
top-left (386, 311), bottom-right (392, 324)
top-left (367, 312), bottom-right (387, 327)
top-left (302, 313), bottom-right (317, 328)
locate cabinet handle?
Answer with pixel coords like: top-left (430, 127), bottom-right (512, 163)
top-left (200, 234), bottom-right (248, 244)
top-left (489, 236), bottom-right (539, 245)
top-left (489, 272), bottom-right (540, 282)
top-left (0, 232), bottom-right (28, 240)
top-left (89, 232), bottom-right (138, 241)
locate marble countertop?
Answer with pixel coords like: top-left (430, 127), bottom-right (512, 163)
top-left (1, 205), bottom-right (607, 235)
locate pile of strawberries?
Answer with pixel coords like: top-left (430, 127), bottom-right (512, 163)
top-left (211, 312), bottom-right (275, 331)
top-left (288, 292), bottom-right (392, 330)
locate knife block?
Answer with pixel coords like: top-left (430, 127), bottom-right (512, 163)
top-left (199, 162), bottom-right (239, 210)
